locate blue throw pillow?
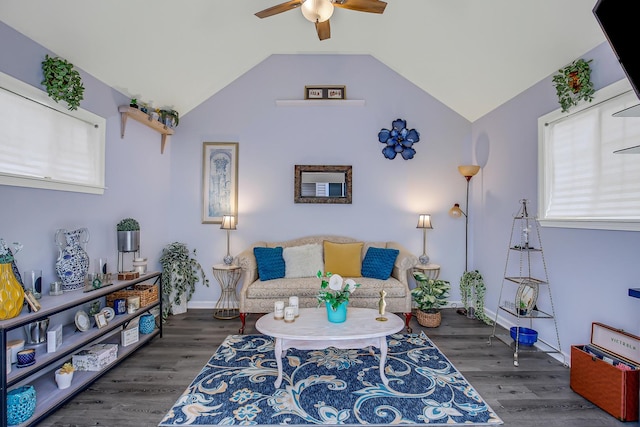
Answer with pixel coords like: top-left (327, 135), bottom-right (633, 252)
top-left (361, 247), bottom-right (399, 280)
top-left (253, 247), bottom-right (285, 281)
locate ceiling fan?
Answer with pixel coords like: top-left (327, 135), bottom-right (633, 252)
top-left (255, 0), bottom-right (387, 41)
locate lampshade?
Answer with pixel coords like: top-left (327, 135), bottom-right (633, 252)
top-left (458, 165), bottom-right (480, 178)
top-left (220, 215), bottom-right (237, 230)
top-left (449, 203), bottom-right (464, 218)
top-left (301, 0), bottom-right (334, 23)
top-left (416, 214), bottom-right (433, 229)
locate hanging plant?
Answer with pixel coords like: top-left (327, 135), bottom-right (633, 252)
top-left (552, 58), bottom-right (595, 113)
top-left (41, 54), bottom-right (85, 111)
top-left (459, 270), bottom-right (493, 325)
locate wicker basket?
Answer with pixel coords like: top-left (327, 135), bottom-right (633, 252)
top-left (106, 284), bottom-right (158, 308)
top-left (416, 310), bottom-right (441, 328)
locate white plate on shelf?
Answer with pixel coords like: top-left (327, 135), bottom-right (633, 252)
top-left (75, 310), bottom-right (90, 332)
top-left (102, 307), bottom-right (115, 322)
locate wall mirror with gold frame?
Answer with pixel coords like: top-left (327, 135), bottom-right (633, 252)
top-left (294, 165), bottom-right (352, 204)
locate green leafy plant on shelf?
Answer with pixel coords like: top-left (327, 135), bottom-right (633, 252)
top-left (41, 55), bottom-right (85, 111)
top-left (159, 242), bottom-right (209, 322)
top-left (158, 109), bottom-right (180, 128)
top-left (552, 58), bottom-right (595, 113)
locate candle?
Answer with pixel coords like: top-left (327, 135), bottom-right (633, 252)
top-left (274, 301), bottom-right (285, 320)
top-left (284, 306), bottom-right (295, 323)
top-left (288, 296), bottom-right (299, 317)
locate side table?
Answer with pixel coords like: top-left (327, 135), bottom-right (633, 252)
top-left (212, 264), bottom-right (242, 320)
top-left (413, 262), bottom-right (440, 279)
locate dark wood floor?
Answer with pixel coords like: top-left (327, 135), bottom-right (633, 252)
top-left (38, 309), bottom-right (632, 427)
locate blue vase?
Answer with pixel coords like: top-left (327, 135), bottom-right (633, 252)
top-left (325, 301), bottom-right (348, 323)
top-left (54, 228), bottom-right (90, 292)
top-left (139, 313), bottom-right (155, 334)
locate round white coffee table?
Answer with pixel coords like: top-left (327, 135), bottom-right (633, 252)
top-left (256, 307), bottom-right (404, 388)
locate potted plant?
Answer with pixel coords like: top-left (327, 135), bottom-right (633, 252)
top-left (159, 109), bottom-right (179, 128)
top-left (459, 270), bottom-right (493, 325)
top-left (54, 362), bottom-right (75, 390)
top-left (411, 272), bottom-right (450, 327)
top-left (552, 58), bottom-right (595, 113)
top-left (41, 55), bottom-right (85, 111)
top-left (316, 271), bottom-right (359, 323)
top-left (116, 218), bottom-right (140, 254)
top-left (159, 242), bottom-right (209, 321)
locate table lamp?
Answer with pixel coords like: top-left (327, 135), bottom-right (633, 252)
top-left (220, 215), bottom-right (237, 265)
top-left (416, 214), bottom-right (433, 265)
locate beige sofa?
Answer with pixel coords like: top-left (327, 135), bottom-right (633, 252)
top-left (235, 235), bottom-right (417, 333)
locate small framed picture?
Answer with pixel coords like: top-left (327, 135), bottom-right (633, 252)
top-left (304, 85), bottom-right (346, 100)
top-left (94, 312), bottom-right (108, 329)
top-left (24, 290), bottom-right (41, 312)
top-left (121, 327), bottom-right (139, 347)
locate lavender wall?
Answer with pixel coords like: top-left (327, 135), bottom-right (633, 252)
top-left (173, 54), bottom-right (473, 306)
top-left (471, 42), bottom-right (637, 359)
top-left (0, 22), bottom-right (172, 293)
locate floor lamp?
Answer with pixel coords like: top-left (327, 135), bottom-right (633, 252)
top-left (449, 165), bottom-right (480, 271)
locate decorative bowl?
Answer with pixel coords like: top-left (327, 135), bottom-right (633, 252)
top-left (510, 326), bottom-right (538, 346)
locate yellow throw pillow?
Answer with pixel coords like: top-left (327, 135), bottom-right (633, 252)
top-left (323, 241), bottom-right (363, 277)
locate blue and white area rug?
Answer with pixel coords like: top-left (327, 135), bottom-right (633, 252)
top-left (159, 332), bottom-right (502, 426)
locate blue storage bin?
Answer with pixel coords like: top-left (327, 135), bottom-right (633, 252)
top-left (510, 326), bottom-right (538, 346)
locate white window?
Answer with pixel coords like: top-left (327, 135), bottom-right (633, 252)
top-left (0, 71), bottom-right (105, 194)
top-left (538, 79), bottom-right (640, 231)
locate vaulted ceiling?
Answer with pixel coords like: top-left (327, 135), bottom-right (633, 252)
top-left (0, 0), bottom-right (606, 121)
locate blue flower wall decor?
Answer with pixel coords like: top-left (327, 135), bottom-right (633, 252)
top-left (378, 119), bottom-right (420, 160)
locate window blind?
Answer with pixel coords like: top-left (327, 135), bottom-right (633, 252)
top-left (0, 71), bottom-right (105, 194)
top-left (539, 79), bottom-right (640, 230)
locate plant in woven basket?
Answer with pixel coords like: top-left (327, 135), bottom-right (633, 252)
top-left (159, 242), bottom-right (209, 322)
top-left (412, 272), bottom-right (450, 328)
top-left (411, 272), bottom-right (450, 312)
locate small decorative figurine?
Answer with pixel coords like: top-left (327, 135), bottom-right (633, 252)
top-left (376, 289), bottom-right (388, 321)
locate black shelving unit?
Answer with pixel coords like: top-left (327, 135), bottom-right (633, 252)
top-left (0, 272), bottom-right (162, 426)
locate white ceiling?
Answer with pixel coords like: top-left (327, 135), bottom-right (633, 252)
top-left (0, 0), bottom-right (606, 121)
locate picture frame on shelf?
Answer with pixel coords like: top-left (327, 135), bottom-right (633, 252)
top-left (94, 312), bottom-right (108, 329)
top-left (24, 290), bottom-right (41, 312)
top-left (304, 85), bottom-right (346, 100)
top-left (202, 142), bottom-right (238, 224)
top-left (121, 327), bottom-right (139, 347)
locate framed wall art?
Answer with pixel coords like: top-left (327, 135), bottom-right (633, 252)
top-left (304, 85), bottom-right (346, 100)
top-left (202, 142), bottom-right (238, 224)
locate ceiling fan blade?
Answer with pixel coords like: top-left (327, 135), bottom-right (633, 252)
top-left (255, 0), bottom-right (303, 18)
top-left (333, 0), bottom-right (387, 14)
top-left (315, 19), bottom-right (331, 41)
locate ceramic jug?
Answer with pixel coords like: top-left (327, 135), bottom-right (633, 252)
top-left (55, 228), bottom-right (90, 292)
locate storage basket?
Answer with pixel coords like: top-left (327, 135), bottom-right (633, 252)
top-left (416, 310), bottom-right (441, 328)
top-left (106, 284), bottom-right (158, 308)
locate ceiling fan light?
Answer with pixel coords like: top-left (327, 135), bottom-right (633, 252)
top-left (301, 0), bottom-right (334, 23)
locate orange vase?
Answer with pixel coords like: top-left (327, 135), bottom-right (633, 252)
top-left (0, 262), bottom-right (25, 320)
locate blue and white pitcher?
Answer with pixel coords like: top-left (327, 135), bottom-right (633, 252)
top-left (55, 228), bottom-right (90, 292)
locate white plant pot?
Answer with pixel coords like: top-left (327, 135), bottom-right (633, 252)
top-left (55, 369), bottom-right (74, 390)
top-left (169, 271), bottom-right (188, 315)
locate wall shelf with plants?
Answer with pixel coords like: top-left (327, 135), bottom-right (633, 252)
top-left (118, 106), bottom-right (174, 154)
